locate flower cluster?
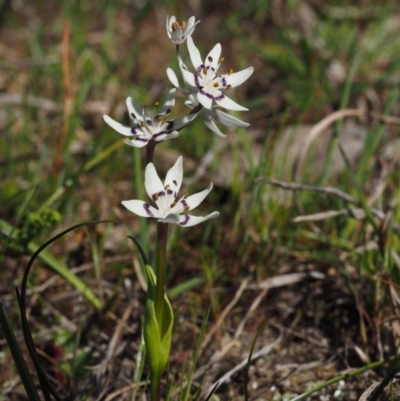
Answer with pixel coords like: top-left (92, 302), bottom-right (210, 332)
top-left (104, 16), bottom-right (253, 142)
top-left (104, 15), bottom-right (253, 226)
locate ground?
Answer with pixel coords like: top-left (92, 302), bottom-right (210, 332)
top-left (1, 1), bottom-right (400, 400)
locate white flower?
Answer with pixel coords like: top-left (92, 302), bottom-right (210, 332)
top-left (166, 16), bottom-right (199, 45)
top-left (167, 68), bottom-right (250, 137)
top-left (180, 37), bottom-right (254, 111)
top-left (103, 89), bottom-right (198, 148)
top-left (122, 156), bottom-right (219, 227)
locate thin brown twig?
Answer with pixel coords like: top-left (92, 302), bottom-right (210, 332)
top-left (95, 304), bottom-right (134, 401)
top-left (103, 382), bottom-right (147, 401)
top-left (200, 277), bottom-right (249, 353)
top-left (257, 177), bottom-right (400, 234)
top-left (256, 178), bottom-right (355, 202)
top-left (205, 334), bottom-right (283, 396)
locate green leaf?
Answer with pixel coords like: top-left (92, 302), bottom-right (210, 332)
top-left (143, 265), bottom-right (174, 397)
top-left (127, 235), bottom-right (150, 266)
top-left (0, 298), bottom-right (41, 401)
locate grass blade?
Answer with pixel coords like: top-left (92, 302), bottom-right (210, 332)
top-left (0, 298), bottom-right (41, 401)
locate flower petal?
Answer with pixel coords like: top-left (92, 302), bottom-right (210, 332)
top-left (103, 115), bottom-right (136, 137)
top-left (123, 138), bottom-right (149, 148)
top-left (167, 68), bottom-right (180, 88)
top-left (145, 163), bottom-right (165, 201)
top-left (181, 68), bottom-right (201, 89)
top-left (121, 200), bottom-right (162, 218)
top-left (183, 17), bottom-right (199, 39)
top-left (126, 97), bottom-right (145, 123)
top-left (214, 94), bottom-right (248, 111)
top-left (203, 116), bottom-right (226, 137)
top-left (159, 88), bottom-right (176, 116)
top-left (164, 156), bottom-right (183, 194)
top-left (184, 16), bottom-right (196, 33)
top-left (166, 16), bottom-right (176, 37)
top-left (214, 110), bottom-right (249, 128)
top-left (187, 36), bottom-right (204, 72)
top-left (178, 211), bottom-right (220, 227)
top-left (205, 43), bottom-right (221, 73)
top-left (224, 66), bottom-right (254, 88)
top-left (159, 213), bottom-right (180, 224)
top-left (162, 112), bottom-right (199, 132)
top-left (183, 183), bottom-right (214, 211)
top-left (197, 90), bottom-right (213, 109)
top-left (153, 130), bottom-right (179, 142)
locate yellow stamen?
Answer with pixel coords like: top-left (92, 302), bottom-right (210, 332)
top-left (156, 116), bottom-right (163, 122)
top-left (170, 201), bottom-right (177, 208)
top-left (172, 21), bottom-right (179, 31)
top-left (181, 21), bottom-right (187, 29)
top-left (226, 85), bottom-right (232, 90)
top-left (130, 112), bottom-right (136, 118)
top-left (203, 67), bottom-right (207, 75)
top-left (154, 101), bottom-right (159, 107)
top-left (184, 206), bottom-right (190, 212)
top-left (152, 193), bottom-right (159, 201)
top-left (229, 69), bottom-right (233, 75)
top-left (213, 82), bottom-right (219, 87)
top-left (184, 191), bottom-right (189, 198)
top-left (140, 121), bottom-right (145, 127)
top-left (219, 57), bottom-right (225, 63)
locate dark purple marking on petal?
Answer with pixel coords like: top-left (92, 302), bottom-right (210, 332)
top-left (153, 131), bottom-right (165, 139)
top-left (194, 75), bottom-right (202, 88)
top-left (167, 189), bottom-right (173, 195)
top-left (143, 203), bottom-right (154, 217)
top-left (221, 77), bottom-right (227, 87)
top-left (166, 120), bottom-right (175, 130)
top-left (136, 137), bottom-right (149, 143)
top-left (196, 64), bottom-right (205, 73)
top-left (200, 89), bottom-right (213, 99)
top-left (146, 119), bottom-right (151, 124)
top-left (179, 215), bottom-right (190, 226)
top-left (215, 93), bottom-right (225, 101)
top-left (158, 191), bottom-right (166, 197)
top-left (181, 199), bottom-right (188, 208)
top-left (130, 128), bottom-right (137, 134)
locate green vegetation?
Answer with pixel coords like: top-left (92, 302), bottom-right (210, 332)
top-left (1, 1), bottom-right (400, 399)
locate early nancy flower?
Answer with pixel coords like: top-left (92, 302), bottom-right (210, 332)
top-left (167, 67), bottom-right (250, 137)
top-left (166, 16), bottom-right (199, 45)
top-left (180, 36), bottom-right (254, 111)
top-left (103, 89), bottom-right (198, 148)
top-left (122, 156), bottom-right (219, 227)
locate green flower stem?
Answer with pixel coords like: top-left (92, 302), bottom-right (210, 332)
top-left (155, 222), bottom-right (168, 328)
